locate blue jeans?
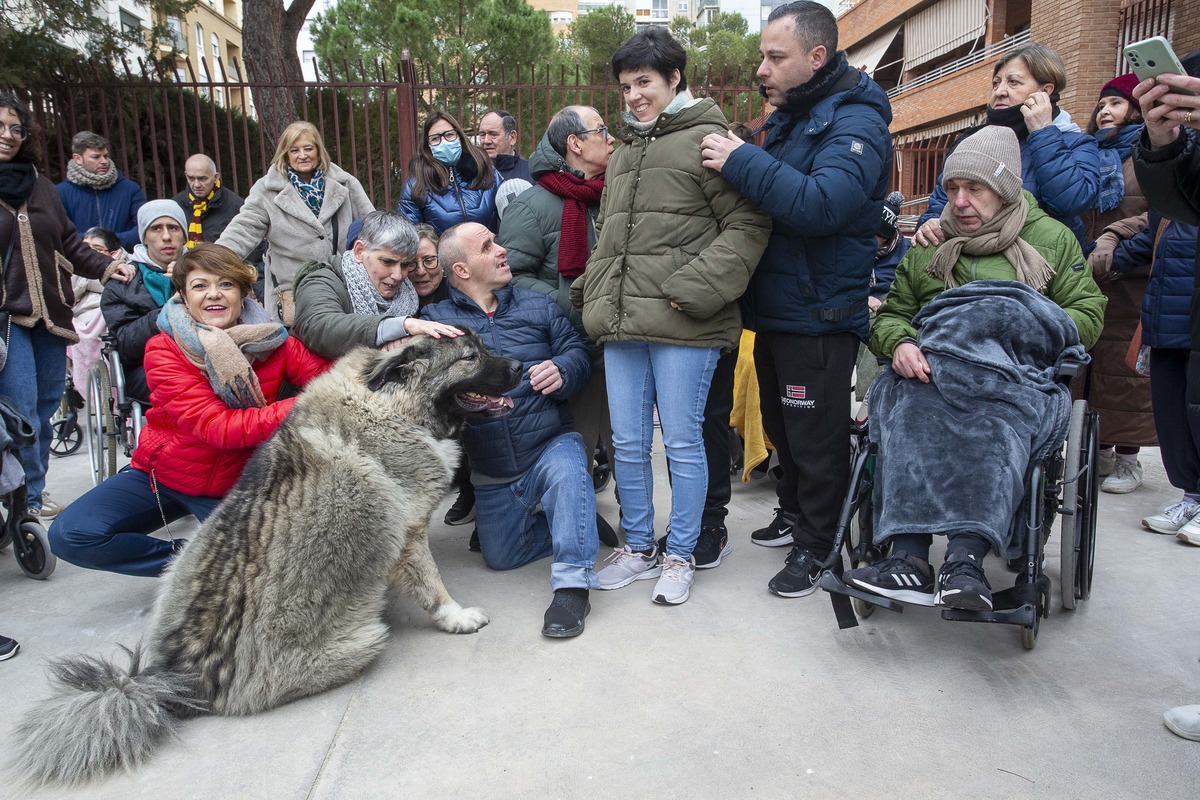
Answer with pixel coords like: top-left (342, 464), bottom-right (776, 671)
top-left (604, 341), bottom-right (718, 558)
top-left (474, 432), bottom-right (599, 591)
top-left (0, 322), bottom-right (66, 505)
top-left (49, 467), bottom-right (222, 577)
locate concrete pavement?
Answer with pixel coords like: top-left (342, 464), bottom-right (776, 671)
top-left (2, 440), bottom-right (1198, 798)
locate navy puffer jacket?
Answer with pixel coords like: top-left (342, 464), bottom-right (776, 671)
top-left (420, 286), bottom-right (590, 479)
top-left (1112, 210), bottom-right (1198, 349)
top-left (56, 170), bottom-right (147, 250)
top-left (398, 167), bottom-right (502, 235)
top-left (720, 60), bottom-right (893, 339)
top-left (919, 114), bottom-right (1100, 245)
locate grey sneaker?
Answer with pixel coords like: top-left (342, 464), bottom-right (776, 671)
top-left (1097, 448), bottom-right (1117, 478)
top-left (652, 554), bottom-right (696, 605)
top-left (1163, 704), bottom-right (1200, 741)
top-left (597, 546), bottom-right (660, 590)
top-left (1142, 498), bottom-right (1200, 534)
top-left (1101, 460), bottom-right (1143, 494)
top-left (35, 492), bottom-right (63, 519)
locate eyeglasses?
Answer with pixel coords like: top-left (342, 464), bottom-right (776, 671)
top-left (0, 123), bottom-right (28, 142)
top-left (413, 255), bottom-right (440, 272)
top-left (427, 130), bottom-right (459, 146)
top-left (575, 125), bottom-right (609, 139)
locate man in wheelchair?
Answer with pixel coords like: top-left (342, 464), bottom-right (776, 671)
top-left (844, 127), bottom-right (1106, 611)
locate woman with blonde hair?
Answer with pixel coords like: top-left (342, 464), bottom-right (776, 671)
top-left (218, 121), bottom-right (374, 325)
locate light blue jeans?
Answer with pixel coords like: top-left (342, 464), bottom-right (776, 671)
top-left (604, 341), bottom-right (718, 558)
top-left (0, 323), bottom-right (66, 506)
top-left (474, 432), bottom-right (599, 591)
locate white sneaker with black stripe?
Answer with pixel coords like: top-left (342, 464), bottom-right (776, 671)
top-left (844, 552), bottom-right (935, 606)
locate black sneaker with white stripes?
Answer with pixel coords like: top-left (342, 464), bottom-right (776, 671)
top-left (844, 551), bottom-right (935, 606)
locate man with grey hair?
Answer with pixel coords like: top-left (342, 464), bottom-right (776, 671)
top-left (478, 109), bottom-right (531, 182)
top-left (56, 130), bottom-right (146, 250)
top-left (498, 106), bottom-right (618, 529)
top-left (423, 221), bottom-right (603, 638)
top-left (292, 209), bottom-right (462, 358)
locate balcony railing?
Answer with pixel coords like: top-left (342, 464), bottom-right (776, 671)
top-left (887, 28), bottom-right (1032, 99)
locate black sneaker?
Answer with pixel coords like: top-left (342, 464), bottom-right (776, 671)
top-left (768, 546), bottom-right (824, 597)
top-left (444, 487), bottom-right (476, 526)
top-left (596, 514), bottom-right (619, 548)
top-left (693, 523), bottom-right (731, 569)
top-left (936, 551), bottom-right (993, 611)
top-left (542, 589), bottom-right (590, 638)
top-left (751, 508), bottom-right (798, 548)
top-left (0, 635), bottom-right (19, 661)
top-left (845, 551), bottom-right (935, 606)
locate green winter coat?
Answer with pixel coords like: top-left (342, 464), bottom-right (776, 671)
top-left (570, 96), bottom-right (771, 351)
top-left (871, 193), bottom-right (1107, 357)
top-left (292, 255), bottom-right (408, 359)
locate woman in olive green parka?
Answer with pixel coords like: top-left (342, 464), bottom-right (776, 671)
top-left (571, 28), bottom-right (770, 604)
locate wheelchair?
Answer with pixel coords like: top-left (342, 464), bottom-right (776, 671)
top-left (84, 334), bottom-right (144, 486)
top-left (819, 361), bottom-right (1100, 650)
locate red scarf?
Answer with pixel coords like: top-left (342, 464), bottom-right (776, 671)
top-left (536, 171), bottom-right (604, 278)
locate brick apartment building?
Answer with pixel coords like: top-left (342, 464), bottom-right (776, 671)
top-left (837, 0), bottom-right (1200, 220)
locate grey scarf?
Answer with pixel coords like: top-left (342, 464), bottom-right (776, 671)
top-left (928, 195), bottom-right (1054, 291)
top-left (66, 160), bottom-right (119, 191)
top-left (341, 250), bottom-right (418, 319)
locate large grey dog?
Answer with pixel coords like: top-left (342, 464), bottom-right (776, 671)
top-left (12, 332), bottom-right (521, 787)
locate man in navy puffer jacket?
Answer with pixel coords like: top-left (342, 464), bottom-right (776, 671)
top-left (700, 1), bottom-right (892, 598)
top-left (422, 222), bottom-right (602, 639)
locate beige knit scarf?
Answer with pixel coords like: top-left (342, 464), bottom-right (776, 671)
top-left (927, 195), bottom-right (1054, 291)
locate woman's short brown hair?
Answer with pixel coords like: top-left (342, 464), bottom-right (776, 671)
top-left (270, 121), bottom-right (331, 175)
top-left (171, 242), bottom-right (258, 299)
top-left (993, 44), bottom-right (1068, 95)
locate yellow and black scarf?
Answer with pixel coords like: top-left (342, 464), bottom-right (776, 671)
top-left (186, 179), bottom-right (220, 249)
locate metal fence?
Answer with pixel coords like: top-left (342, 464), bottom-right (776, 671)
top-left (5, 55), bottom-right (767, 210)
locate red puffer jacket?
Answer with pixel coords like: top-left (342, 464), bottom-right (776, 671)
top-left (131, 333), bottom-right (331, 497)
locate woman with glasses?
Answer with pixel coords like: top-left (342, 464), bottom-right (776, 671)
top-left (570, 28), bottom-right (770, 605)
top-left (218, 121), bottom-right (375, 326)
top-left (410, 223), bottom-right (451, 307)
top-left (0, 93), bottom-right (135, 519)
top-left (292, 210), bottom-right (461, 360)
top-left (399, 111), bottom-right (502, 235)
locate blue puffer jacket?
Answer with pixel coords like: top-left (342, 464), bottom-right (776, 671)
top-left (398, 167), bottom-right (502, 235)
top-left (919, 113), bottom-right (1100, 245)
top-left (55, 171), bottom-right (147, 250)
top-left (421, 285), bottom-right (590, 479)
top-left (720, 60), bottom-right (893, 339)
top-left (1112, 210), bottom-right (1198, 349)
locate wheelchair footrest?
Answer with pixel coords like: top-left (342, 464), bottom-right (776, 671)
top-left (941, 604), bottom-right (1036, 627)
top-left (818, 571), bottom-right (904, 614)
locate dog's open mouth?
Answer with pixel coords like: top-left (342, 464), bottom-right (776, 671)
top-left (456, 392), bottom-right (515, 416)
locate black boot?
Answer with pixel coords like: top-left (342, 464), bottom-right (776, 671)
top-left (542, 588), bottom-right (590, 638)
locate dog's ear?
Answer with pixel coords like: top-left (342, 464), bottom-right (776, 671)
top-left (364, 341), bottom-right (432, 392)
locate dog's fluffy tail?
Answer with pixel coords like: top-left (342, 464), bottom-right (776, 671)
top-left (11, 645), bottom-right (204, 788)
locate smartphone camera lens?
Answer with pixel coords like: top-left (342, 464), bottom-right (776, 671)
top-left (1148, 59), bottom-right (1157, 68)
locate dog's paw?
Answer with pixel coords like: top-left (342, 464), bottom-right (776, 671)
top-left (432, 602), bottom-right (490, 634)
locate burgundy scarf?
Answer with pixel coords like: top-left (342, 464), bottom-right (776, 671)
top-left (537, 171), bottom-right (604, 278)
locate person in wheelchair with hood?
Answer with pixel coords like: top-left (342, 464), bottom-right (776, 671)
top-left (846, 126), bottom-right (1106, 612)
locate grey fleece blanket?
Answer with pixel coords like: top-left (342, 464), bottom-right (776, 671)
top-left (869, 281), bottom-right (1088, 559)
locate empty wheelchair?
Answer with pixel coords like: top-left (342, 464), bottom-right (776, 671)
top-left (84, 334), bottom-right (144, 486)
top-left (819, 361), bottom-right (1099, 650)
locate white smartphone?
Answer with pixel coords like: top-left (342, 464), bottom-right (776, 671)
top-left (1123, 36), bottom-right (1196, 95)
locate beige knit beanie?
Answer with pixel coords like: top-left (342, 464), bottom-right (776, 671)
top-left (942, 126), bottom-right (1022, 203)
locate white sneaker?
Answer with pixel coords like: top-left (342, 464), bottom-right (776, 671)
top-left (597, 546), bottom-right (660, 590)
top-left (652, 554), bottom-right (695, 605)
top-left (1176, 515), bottom-right (1200, 546)
top-left (1097, 448), bottom-right (1117, 478)
top-left (1164, 704), bottom-right (1200, 740)
top-left (1142, 498), bottom-right (1200, 534)
top-left (1101, 460), bottom-right (1143, 494)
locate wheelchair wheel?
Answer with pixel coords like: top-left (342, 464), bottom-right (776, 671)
top-left (843, 444), bottom-right (883, 619)
top-left (1059, 400), bottom-right (1099, 610)
top-left (85, 366), bottom-right (118, 486)
top-left (50, 417), bottom-right (83, 457)
top-left (14, 520), bottom-right (56, 580)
